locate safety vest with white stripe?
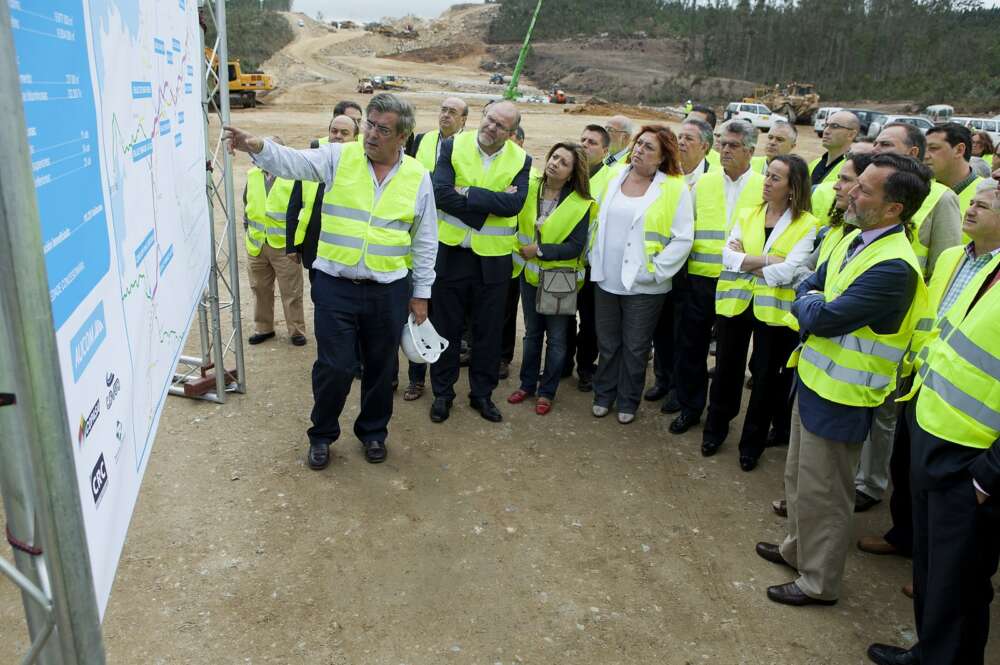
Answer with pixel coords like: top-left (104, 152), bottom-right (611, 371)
top-left (513, 175), bottom-right (594, 287)
top-left (715, 206), bottom-right (816, 327)
top-left (904, 259), bottom-right (1000, 449)
top-left (245, 168), bottom-right (294, 256)
top-left (316, 142), bottom-right (424, 272)
top-left (414, 130), bottom-right (440, 172)
top-left (437, 132), bottom-right (527, 257)
top-left (909, 180), bottom-right (949, 275)
top-left (689, 170), bottom-right (765, 278)
top-left (790, 228), bottom-right (927, 407)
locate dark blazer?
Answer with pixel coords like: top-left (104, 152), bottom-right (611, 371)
top-left (432, 137), bottom-right (531, 285)
top-left (283, 138), bottom-right (324, 269)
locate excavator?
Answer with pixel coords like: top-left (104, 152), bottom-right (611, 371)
top-left (205, 48), bottom-right (275, 109)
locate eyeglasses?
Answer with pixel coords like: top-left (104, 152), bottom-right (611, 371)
top-left (364, 119), bottom-right (395, 138)
top-left (717, 140), bottom-right (745, 151)
top-left (604, 126), bottom-right (628, 134)
top-left (826, 122), bottom-right (854, 131)
top-left (483, 115), bottom-right (512, 133)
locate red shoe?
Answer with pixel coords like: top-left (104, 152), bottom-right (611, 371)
top-left (507, 389), bottom-right (530, 404)
top-left (535, 398), bottom-right (552, 415)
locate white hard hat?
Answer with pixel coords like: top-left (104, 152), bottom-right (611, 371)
top-left (400, 313), bottom-right (449, 364)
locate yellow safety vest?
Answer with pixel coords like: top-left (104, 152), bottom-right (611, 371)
top-left (514, 175), bottom-right (594, 287)
top-left (317, 137), bottom-right (329, 145)
top-left (706, 149), bottom-right (721, 172)
top-left (811, 182), bottom-right (836, 228)
top-left (808, 155), bottom-right (845, 187)
top-left (791, 229), bottom-right (928, 407)
top-left (316, 142), bottom-right (424, 272)
top-left (414, 130), bottom-right (440, 172)
top-left (956, 175), bottom-right (984, 217)
top-left (715, 206), bottom-right (816, 327)
top-left (437, 132), bottom-right (526, 257)
top-left (905, 263), bottom-right (1000, 449)
top-left (816, 223), bottom-right (848, 268)
top-left (909, 180), bottom-right (949, 275)
top-left (245, 168), bottom-right (294, 256)
top-left (751, 155), bottom-right (768, 175)
top-left (689, 170), bottom-right (765, 278)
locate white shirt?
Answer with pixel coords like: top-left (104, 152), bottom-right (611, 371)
top-left (723, 168), bottom-right (754, 228)
top-left (722, 207), bottom-right (816, 287)
top-left (252, 139), bottom-right (438, 298)
top-left (590, 167), bottom-right (694, 295)
top-left (606, 146), bottom-right (630, 166)
top-left (684, 158), bottom-right (708, 191)
top-left (596, 193), bottom-right (645, 295)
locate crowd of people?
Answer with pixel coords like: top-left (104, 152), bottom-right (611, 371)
top-left (223, 93), bottom-right (1000, 665)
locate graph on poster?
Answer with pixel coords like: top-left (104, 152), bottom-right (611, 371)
top-left (11, 0), bottom-right (210, 616)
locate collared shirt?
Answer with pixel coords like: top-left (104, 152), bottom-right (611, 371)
top-left (251, 139), bottom-right (438, 298)
top-left (842, 224), bottom-right (897, 266)
top-left (937, 242), bottom-right (1000, 316)
top-left (684, 158), bottom-right (708, 191)
top-left (951, 168), bottom-right (979, 196)
top-left (810, 151), bottom-right (845, 188)
top-left (605, 147), bottom-right (630, 166)
top-left (722, 168), bottom-right (754, 227)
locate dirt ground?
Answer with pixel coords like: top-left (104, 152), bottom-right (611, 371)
top-left (2, 11), bottom-right (998, 665)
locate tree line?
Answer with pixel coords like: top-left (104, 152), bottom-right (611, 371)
top-left (487, 0), bottom-right (1000, 106)
top-left (206, 0), bottom-right (295, 71)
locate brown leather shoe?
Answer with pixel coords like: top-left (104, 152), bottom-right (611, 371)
top-left (857, 536), bottom-right (899, 555)
top-left (901, 582), bottom-right (913, 599)
top-left (766, 582), bottom-right (837, 607)
top-left (771, 499), bottom-right (787, 517)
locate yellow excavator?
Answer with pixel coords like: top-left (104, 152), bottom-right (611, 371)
top-left (205, 48), bottom-right (275, 109)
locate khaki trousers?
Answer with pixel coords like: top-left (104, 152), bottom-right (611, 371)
top-left (248, 242), bottom-right (305, 337)
top-left (779, 395), bottom-right (863, 601)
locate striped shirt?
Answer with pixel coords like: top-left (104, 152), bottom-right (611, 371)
top-left (937, 242), bottom-right (1000, 317)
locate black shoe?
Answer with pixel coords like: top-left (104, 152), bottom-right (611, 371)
top-left (307, 441), bottom-right (330, 470)
top-left (430, 397), bottom-right (452, 423)
top-left (660, 391), bottom-right (681, 414)
top-left (766, 582), bottom-right (836, 607)
top-left (249, 331), bottom-right (275, 345)
top-left (701, 439), bottom-right (722, 457)
top-left (754, 542), bottom-right (796, 571)
top-left (470, 396), bottom-right (502, 422)
top-left (669, 412), bottom-right (701, 435)
top-left (362, 440), bottom-right (387, 464)
top-left (498, 360), bottom-right (510, 380)
top-left (765, 427), bottom-right (789, 448)
top-left (866, 643), bottom-right (919, 665)
top-left (854, 490), bottom-right (882, 513)
top-left (739, 455), bottom-right (759, 472)
top-left (577, 373), bottom-right (593, 392)
top-left (290, 334), bottom-right (307, 346)
top-left (643, 384), bottom-right (669, 401)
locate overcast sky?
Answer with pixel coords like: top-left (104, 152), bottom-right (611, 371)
top-left (290, 0), bottom-right (481, 22)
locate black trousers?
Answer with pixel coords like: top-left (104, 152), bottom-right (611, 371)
top-left (307, 272), bottom-right (409, 446)
top-left (910, 407), bottom-right (1000, 665)
top-left (430, 258), bottom-right (507, 401)
top-left (703, 307), bottom-right (799, 457)
top-left (651, 290), bottom-right (677, 390)
top-left (566, 268), bottom-right (598, 378)
top-left (673, 272), bottom-right (718, 419)
top-left (501, 276), bottom-right (520, 364)
top-left (884, 398), bottom-right (914, 555)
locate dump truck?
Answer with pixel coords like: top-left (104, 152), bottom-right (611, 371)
top-left (205, 48), bottom-right (275, 109)
top-left (743, 82), bottom-right (820, 125)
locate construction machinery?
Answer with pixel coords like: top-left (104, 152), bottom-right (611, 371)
top-left (357, 78), bottom-right (375, 94)
top-left (504, 0), bottom-right (544, 100)
top-left (205, 47), bottom-right (274, 109)
top-left (548, 88), bottom-right (575, 104)
top-left (743, 82), bottom-right (820, 125)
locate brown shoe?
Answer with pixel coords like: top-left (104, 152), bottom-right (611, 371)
top-left (857, 536), bottom-right (899, 555)
top-left (771, 499), bottom-right (787, 518)
top-left (403, 382), bottom-right (424, 401)
top-left (901, 582), bottom-right (913, 599)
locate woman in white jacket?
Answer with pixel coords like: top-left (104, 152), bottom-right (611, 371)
top-left (589, 125), bottom-right (694, 423)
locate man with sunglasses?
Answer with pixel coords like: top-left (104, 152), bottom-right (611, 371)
top-left (810, 110), bottom-right (860, 188)
top-left (429, 100), bottom-right (531, 424)
top-left (222, 93), bottom-right (438, 468)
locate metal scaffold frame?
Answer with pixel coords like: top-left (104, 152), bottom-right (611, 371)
top-left (0, 1), bottom-right (241, 662)
top-left (170, 0), bottom-right (247, 403)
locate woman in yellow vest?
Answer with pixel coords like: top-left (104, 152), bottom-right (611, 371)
top-left (507, 143), bottom-right (593, 414)
top-left (705, 155), bottom-right (817, 471)
top-left (805, 152), bottom-right (873, 273)
top-left (971, 130), bottom-right (994, 171)
top-left (589, 125), bottom-right (694, 424)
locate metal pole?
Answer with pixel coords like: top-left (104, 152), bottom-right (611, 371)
top-left (0, 5), bottom-right (106, 664)
top-left (213, 0), bottom-right (248, 394)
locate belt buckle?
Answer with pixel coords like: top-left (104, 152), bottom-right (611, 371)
top-left (350, 278), bottom-right (364, 285)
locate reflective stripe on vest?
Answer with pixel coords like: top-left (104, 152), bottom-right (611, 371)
top-left (793, 228), bottom-right (928, 407)
top-left (910, 181), bottom-right (949, 274)
top-left (414, 130), bottom-right (440, 172)
top-left (245, 168), bottom-right (294, 256)
top-left (715, 206), bottom-right (815, 327)
top-left (316, 142), bottom-right (423, 272)
top-left (515, 174), bottom-right (594, 287)
top-left (437, 132), bottom-right (527, 257)
top-left (689, 170), bottom-right (764, 278)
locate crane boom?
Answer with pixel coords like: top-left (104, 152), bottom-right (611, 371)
top-left (503, 0), bottom-right (543, 100)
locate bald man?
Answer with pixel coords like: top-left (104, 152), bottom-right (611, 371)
top-left (603, 114), bottom-right (634, 166)
top-left (809, 110), bottom-right (859, 188)
top-left (407, 96), bottom-right (469, 172)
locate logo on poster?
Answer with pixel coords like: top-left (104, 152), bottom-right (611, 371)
top-left (91, 453), bottom-right (109, 507)
top-left (77, 399), bottom-right (100, 447)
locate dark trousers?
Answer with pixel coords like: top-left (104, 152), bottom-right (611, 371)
top-left (518, 278), bottom-right (571, 399)
top-left (307, 272), bottom-right (409, 446)
top-left (673, 272), bottom-right (718, 419)
top-left (704, 307), bottom-right (799, 457)
top-left (566, 267), bottom-right (598, 378)
top-left (651, 290), bottom-right (677, 390)
top-left (910, 409), bottom-right (1000, 665)
top-left (501, 276), bottom-right (520, 364)
top-left (430, 257), bottom-right (507, 401)
top-left (884, 398), bottom-right (914, 555)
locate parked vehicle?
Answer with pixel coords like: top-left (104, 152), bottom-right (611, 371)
top-left (959, 117), bottom-right (1000, 145)
top-left (925, 104), bottom-right (954, 124)
top-left (723, 102), bottom-right (787, 130)
top-left (841, 108), bottom-right (879, 135)
top-left (867, 113), bottom-right (934, 138)
top-left (741, 82), bottom-right (821, 125)
top-left (813, 106), bottom-right (842, 137)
